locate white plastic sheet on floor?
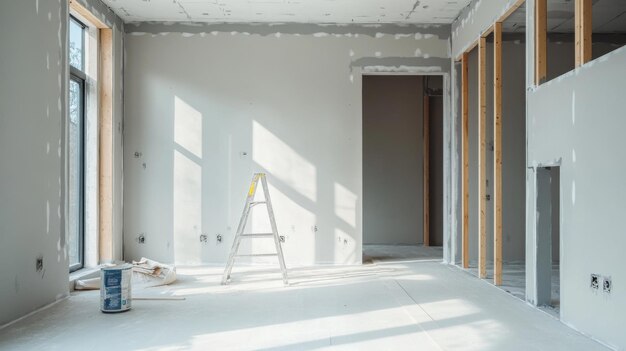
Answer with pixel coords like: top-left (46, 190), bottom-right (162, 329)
top-left (74, 257), bottom-right (176, 290)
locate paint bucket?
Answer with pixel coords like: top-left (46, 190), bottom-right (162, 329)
top-left (100, 264), bottom-right (132, 313)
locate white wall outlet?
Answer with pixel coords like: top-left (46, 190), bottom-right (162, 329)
top-left (590, 274), bottom-right (600, 290)
top-left (603, 276), bottom-right (612, 293)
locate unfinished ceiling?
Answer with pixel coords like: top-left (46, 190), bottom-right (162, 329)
top-left (502, 0), bottom-right (626, 33)
top-left (101, 0), bottom-right (472, 24)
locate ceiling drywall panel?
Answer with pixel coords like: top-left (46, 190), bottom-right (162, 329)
top-left (101, 0), bottom-right (472, 24)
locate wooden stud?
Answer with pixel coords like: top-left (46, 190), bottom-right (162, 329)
top-left (535, 0), bottom-right (547, 85)
top-left (461, 53), bottom-right (470, 269)
top-left (575, 0), bottom-right (592, 67)
top-left (494, 22), bottom-right (503, 286)
top-left (423, 94), bottom-right (430, 247)
top-left (99, 28), bottom-right (114, 263)
top-left (478, 37), bottom-right (487, 279)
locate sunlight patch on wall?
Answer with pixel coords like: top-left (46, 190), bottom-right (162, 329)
top-left (175, 96), bottom-right (203, 158)
top-left (334, 182), bottom-right (357, 228)
top-left (252, 120), bottom-right (317, 202)
top-left (173, 153), bottom-right (202, 264)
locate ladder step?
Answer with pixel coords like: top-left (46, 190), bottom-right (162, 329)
top-left (240, 233), bottom-right (274, 238)
top-left (235, 253), bottom-right (278, 257)
top-left (222, 173), bottom-right (288, 286)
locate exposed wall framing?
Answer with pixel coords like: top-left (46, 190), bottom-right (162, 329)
top-left (575, 0), bottom-right (592, 67)
top-left (478, 36), bottom-right (487, 279)
top-left (493, 22), bottom-right (503, 286)
top-left (535, 0), bottom-right (547, 84)
top-left (99, 28), bottom-right (113, 263)
top-left (461, 53), bottom-right (470, 269)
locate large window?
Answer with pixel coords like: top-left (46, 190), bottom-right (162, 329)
top-left (69, 16), bottom-right (86, 272)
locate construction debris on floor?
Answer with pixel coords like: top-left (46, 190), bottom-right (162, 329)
top-left (74, 257), bottom-right (176, 290)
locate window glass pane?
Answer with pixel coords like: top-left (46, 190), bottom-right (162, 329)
top-left (69, 79), bottom-right (82, 268)
top-left (69, 18), bottom-right (83, 70)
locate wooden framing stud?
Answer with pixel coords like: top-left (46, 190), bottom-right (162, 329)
top-left (478, 36), bottom-right (487, 279)
top-left (575, 0), bottom-right (592, 67)
top-left (99, 28), bottom-right (114, 263)
top-left (69, 0), bottom-right (107, 29)
top-left (493, 22), bottom-right (503, 286)
top-left (461, 53), bottom-right (470, 269)
top-left (535, 0), bottom-right (547, 85)
top-left (423, 94), bottom-right (430, 247)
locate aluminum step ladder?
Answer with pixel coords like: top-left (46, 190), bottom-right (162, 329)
top-left (221, 173), bottom-right (288, 285)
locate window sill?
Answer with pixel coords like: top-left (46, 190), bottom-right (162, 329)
top-left (69, 267), bottom-right (100, 292)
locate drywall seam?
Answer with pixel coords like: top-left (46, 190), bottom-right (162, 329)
top-left (124, 22), bottom-right (451, 39)
top-left (353, 57), bottom-right (450, 71)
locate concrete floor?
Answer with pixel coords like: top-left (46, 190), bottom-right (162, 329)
top-left (0, 246), bottom-right (606, 351)
top-left (467, 262), bottom-right (560, 317)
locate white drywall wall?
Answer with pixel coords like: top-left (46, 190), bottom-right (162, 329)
top-left (123, 23), bottom-right (451, 265)
top-left (0, 0), bottom-right (70, 326)
top-left (527, 45), bottom-right (626, 350)
top-left (0, 0), bottom-right (124, 326)
top-left (362, 75), bottom-right (424, 245)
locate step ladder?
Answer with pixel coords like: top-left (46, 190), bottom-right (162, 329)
top-left (221, 173), bottom-right (288, 285)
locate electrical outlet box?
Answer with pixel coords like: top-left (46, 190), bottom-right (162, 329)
top-left (590, 274), bottom-right (600, 290)
top-left (199, 234), bottom-right (208, 243)
top-left (138, 234), bottom-right (146, 244)
top-left (603, 276), bottom-right (612, 293)
top-left (36, 256), bottom-right (43, 272)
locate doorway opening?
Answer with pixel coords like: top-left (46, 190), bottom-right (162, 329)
top-left (362, 75), bottom-right (444, 263)
top-left (536, 166), bottom-right (560, 315)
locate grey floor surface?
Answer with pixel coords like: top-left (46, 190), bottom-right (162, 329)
top-left (0, 245), bottom-right (604, 351)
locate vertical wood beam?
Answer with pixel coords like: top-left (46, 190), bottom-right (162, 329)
top-left (99, 28), bottom-right (114, 263)
top-left (478, 37), bottom-right (487, 279)
top-left (494, 22), bottom-right (503, 286)
top-left (575, 0), bottom-right (592, 67)
top-left (423, 94), bottom-right (430, 247)
top-left (535, 0), bottom-right (547, 84)
top-left (461, 53), bottom-right (470, 269)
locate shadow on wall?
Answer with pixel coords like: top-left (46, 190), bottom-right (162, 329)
top-left (128, 80), bottom-right (360, 265)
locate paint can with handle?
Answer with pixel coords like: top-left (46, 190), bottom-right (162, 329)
top-left (100, 264), bottom-right (132, 313)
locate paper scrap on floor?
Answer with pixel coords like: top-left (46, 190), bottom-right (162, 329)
top-left (75, 257), bottom-right (176, 290)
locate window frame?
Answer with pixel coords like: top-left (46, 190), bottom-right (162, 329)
top-left (69, 15), bottom-right (87, 273)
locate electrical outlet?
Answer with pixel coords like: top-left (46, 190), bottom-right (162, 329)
top-left (603, 276), bottom-right (612, 293)
top-left (35, 256), bottom-right (43, 272)
top-left (590, 274), bottom-right (600, 290)
top-left (199, 234), bottom-right (208, 243)
top-left (137, 234), bottom-right (146, 244)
